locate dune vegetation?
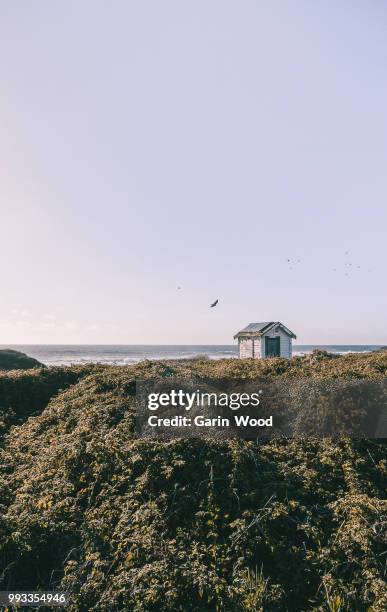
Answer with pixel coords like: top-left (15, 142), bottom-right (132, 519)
top-left (0, 348), bottom-right (44, 371)
top-left (0, 351), bottom-right (386, 610)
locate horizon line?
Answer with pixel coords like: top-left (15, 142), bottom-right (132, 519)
top-left (1, 343), bottom-right (385, 347)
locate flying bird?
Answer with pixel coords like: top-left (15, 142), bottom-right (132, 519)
top-left (210, 299), bottom-right (219, 308)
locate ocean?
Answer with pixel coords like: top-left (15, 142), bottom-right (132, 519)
top-left (1, 344), bottom-right (383, 367)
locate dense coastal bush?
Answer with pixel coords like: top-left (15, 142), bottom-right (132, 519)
top-left (0, 349), bottom-right (44, 371)
top-left (0, 365), bottom-right (95, 444)
top-left (0, 351), bottom-right (386, 610)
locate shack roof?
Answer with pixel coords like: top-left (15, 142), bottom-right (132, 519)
top-left (234, 322), bottom-right (296, 339)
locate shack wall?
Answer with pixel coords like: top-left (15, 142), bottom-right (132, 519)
top-left (261, 327), bottom-right (292, 358)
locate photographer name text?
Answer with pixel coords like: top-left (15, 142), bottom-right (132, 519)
top-left (148, 414), bottom-right (273, 428)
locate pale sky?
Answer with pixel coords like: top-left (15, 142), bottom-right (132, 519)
top-left (1, 1), bottom-right (386, 344)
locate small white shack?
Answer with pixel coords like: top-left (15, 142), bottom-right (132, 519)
top-left (234, 321), bottom-right (296, 359)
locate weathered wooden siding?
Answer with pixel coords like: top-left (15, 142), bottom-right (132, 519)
top-left (253, 337), bottom-right (262, 358)
top-left (239, 338), bottom-right (253, 358)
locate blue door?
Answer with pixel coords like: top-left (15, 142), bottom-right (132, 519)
top-left (265, 336), bottom-right (280, 357)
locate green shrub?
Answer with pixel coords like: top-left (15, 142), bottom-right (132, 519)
top-left (0, 353), bottom-right (386, 610)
